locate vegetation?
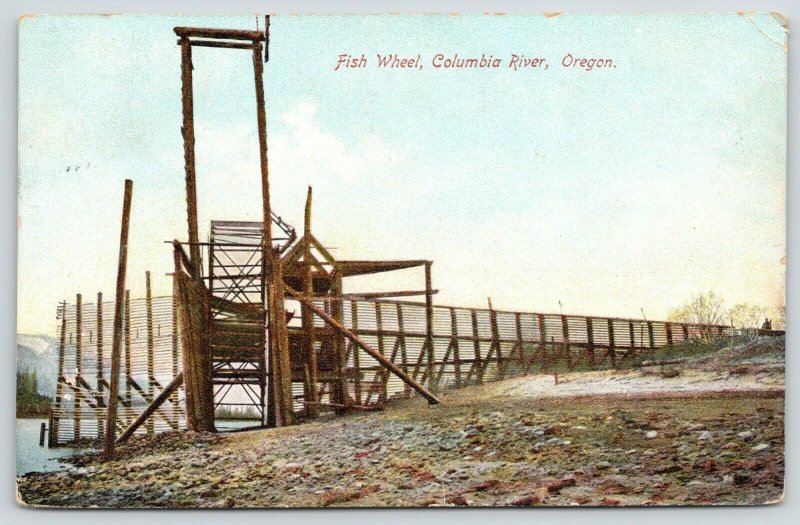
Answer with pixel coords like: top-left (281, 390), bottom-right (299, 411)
top-left (214, 405), bottom-right (261, 420)
top-left (16, 370), bottom-right (52, 418)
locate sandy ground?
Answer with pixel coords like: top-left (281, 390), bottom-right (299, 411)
top-left (17, 339), bottom-right (785, 508)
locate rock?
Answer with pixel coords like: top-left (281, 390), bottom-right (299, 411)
top-left (698, 431), bottom-right (712, 441)
top-left (596, 461), bottom-right (612, 470)
top-left (737, 430), bottom-right (754, 441)
top-left (751, 443), bottom-right (770, 453)
top-left (645, 431), bottom-right (658, 439)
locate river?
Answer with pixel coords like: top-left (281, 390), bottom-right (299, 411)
top-left (16, 418), bottom-right (259, 476)
top-left (16, 418), bottom-right (89, 477)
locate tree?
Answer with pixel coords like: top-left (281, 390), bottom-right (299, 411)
top-left (667, 290), bottom-right (725, 340)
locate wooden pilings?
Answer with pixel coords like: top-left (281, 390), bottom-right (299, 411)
top-left (424, 262), bottom-right (435, 394)
top-left (145, 271), bottom-right (155, 433)
top-left (74, 293), bottom-right (82, 442)
top-left (103, 179), bottom-right (133, 456)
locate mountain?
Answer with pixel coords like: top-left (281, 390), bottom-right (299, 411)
top-left (16, 334), bottom-right (59, 398)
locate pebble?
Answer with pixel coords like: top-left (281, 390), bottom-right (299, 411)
top-left (751, 443), bottom-right (770, 452)
top-left (737, 430), bottom-right (754, 441)
top-left (645, 431), bottom-right (658, 439)
top-left (698, 431), bottom-right (712, 441)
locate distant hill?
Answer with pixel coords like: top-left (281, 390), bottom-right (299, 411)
top-left (16, 334), bottom-right (59, 398)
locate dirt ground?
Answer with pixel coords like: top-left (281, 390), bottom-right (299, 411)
top-left (17, 338), bottom-right (785, 508)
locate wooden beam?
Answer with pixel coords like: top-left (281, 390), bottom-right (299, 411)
top-left (74, 293), bottom-right (82, 443)
top-left (424, 262), bottom-right (435, 393)
top-left (146, 271), bottom-right (154, 433)
top-left (285, 286), bottom-right (440, 405)
top-left (103, 179), bottom-right (132, 456)
top-left (96, 292), bottom-right (104, 440)
top-left (116, 373), bottom-right (184, 444)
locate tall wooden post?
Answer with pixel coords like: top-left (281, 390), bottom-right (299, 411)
top-left (145, 271), bottom-right (155, 433)
top-left (607, 319), bottom-right (616, 367)
top-left (302, 187), bottom-right (319, 418)
top-left (103, 179), bottom-right (132, 456)
top-left (74, 294), bottom-right (82, 442)
top-left (179, 37), bottom-right (201, 267)
top-left (665, 322), bottom-right (674, 346)
top-left (124, 290), bottom-right (132, 424)
top-left (537, 313), bottom-right (547, 372)
top-left (560, 314), bottom-right (571, 370)
top-left (96, 292), bottom-right (104, 440)
top-left (351, 300), bottom-right (362, 405)
top-left (451, 308), bottom-right (462, 387)
top-left (586, 318), bottom-right (595, 368)
top-left (471, 310), bottom-right (483, 384)
top-left (50, 302), bottom-right (67, 447)
top-left (171, 273), bottom-right (180, 428)
top-left (331, 267), bottom-right (348, 410)
top-left (424, 262), bottom-right (436, 394)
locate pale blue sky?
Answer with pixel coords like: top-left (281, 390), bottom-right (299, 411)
top-left (18, 13), bottom-right (787, 334)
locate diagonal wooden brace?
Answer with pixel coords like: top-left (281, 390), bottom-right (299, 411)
top-left (284, 286), bottom-right (440, 405)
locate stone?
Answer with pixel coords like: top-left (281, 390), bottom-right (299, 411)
top-left (596, 461), bottom-right (612, 470)
top-left (751, 443), bottom-right (770, 453)
top-left (737, 430), bottom-right (754, 441)
top-left (698, 431), bottom-right (712, 441)
top-left (645, 431), bottom-right (658, 439)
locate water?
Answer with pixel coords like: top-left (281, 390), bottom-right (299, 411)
top-left (16, 419), bottom-right (90, 477)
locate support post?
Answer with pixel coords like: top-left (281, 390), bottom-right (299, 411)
top-left (665, 322), bottom-right (673, 346)
top-left (397, 303), bottom-right (410, 396)
top-left (179, 37), bottom-right (201, 267)
top-left (488, 298), bottom-right (502, 378)
top-left (171, 272), bottom-right (180, 428)
top-left (74, 293), bottom-right (82, 443)
top-left (50, 302), bottom-right (67, 447)
top-left (351, 300), bottom-right (362, 405)
top-left (103, 179), bottom-right (132, 456)
top-left (145, 271), bottom-right (155, 433)
top-left (537, 313), bottom-right (547, 372)
top-left (471, 310), bottom-right (483, 384)
top-left (124, 290), bottom-right (132, 425)
top-left (607, 318), bottom-right (616, 367)
top-left (96, 292), bottom-right (104, 440)
top-left (647, 321), bottom-right (655, 349)
top-left (628, 321), bottom-right (636, 357)
top-left (561, 314), bottom-right (571, 370)
top-left (302, 188), bottom-right (318, 418)
top-left (586, 318), bottom-right (595, 368)
top-left (451, 308), bottom-right (462, 387)
top-left (424, 262), bottom-right (435, 394)
top-left (331, 267), bottom-right (348, 411)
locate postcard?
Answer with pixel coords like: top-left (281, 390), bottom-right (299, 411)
top-left (16, 13), bottom-right (786, 507)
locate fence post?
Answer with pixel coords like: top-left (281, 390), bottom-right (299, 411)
top-left (445, 308), bottom-right (461, 387)
top-left (50, 301), bottom-right (67, 447)
top-left (647, 321), bottom-right (655, 349)
top-left (538, 314), bottom-right (547, 372)
top-left (96, 292), bottom-right (104, 440)
top-left (74, 293), bottom-right (82, 443)
top-left (103, 179), bottom-right (132, 456)
top-left (471, 310), bottom-right (483, 384)
top-left (351, 300), bottom-right (362, 405)
top-left (397, 303), bottom-right (410, 396)
top-left (424, 262), bottom-right (436, 394)
top-left (665, 322), bottom-right (673, 346)
top-left (145, 271), bottom-right (155, 433)
top-left (628, 321), bottom-right (636, 357)
top-left (124, 290), bottom-right (132, 425)
top-left (607, 319), bottom-right (616, 367)
top-left (586, 318), bottom-right (595, 368)
top-left (560, 314), bottom-right (571, 370)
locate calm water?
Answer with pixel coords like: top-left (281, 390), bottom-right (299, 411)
top-left (16, 418), bottom-right (260, 476)
top-left (16, 418), bottom-right (90, 476)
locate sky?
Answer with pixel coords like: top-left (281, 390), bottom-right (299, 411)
top-left (17, 13), bottom-right (787, 335)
